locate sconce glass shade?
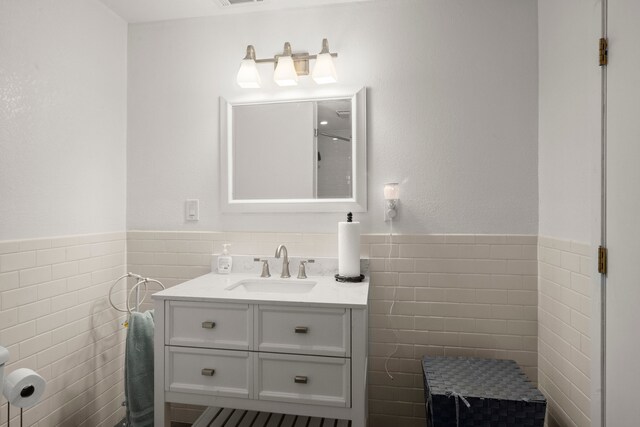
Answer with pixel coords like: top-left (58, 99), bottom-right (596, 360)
top-left (236, 59), bottom-right (261, 88)
top-left (312, 52), bottom-right (337, 84)
top-left (384, 183), bottom-right (400, 200)
top-left (274, 56), bottom-right (298, 86)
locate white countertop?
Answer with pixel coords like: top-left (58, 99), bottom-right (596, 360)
top-left (152, 272), bottom-right (370, 308)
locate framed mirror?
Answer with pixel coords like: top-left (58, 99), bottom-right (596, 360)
top-left (220, 88), bottom-right (366, 212)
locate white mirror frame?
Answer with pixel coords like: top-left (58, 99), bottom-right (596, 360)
top-left (220, 87), bottom-right (367, 213)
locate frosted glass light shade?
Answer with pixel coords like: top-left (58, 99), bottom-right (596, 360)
top-left (384, 183), bottom-right (399, 200)
top-left (312, 53), bottom-right (337, 84)
top-left (274, 56), bottom-right (298, 86)
top-left (236, 59), bottom-right (261, 88)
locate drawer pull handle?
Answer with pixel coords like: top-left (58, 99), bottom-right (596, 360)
top-left (294, 326), bottom-right (309, 334)
top-left (201, 368), bottom-right (215, 376)
top-left (294, 376), bottom-right (308, 384)
top-left (202, 321), bottom-right (216, 329)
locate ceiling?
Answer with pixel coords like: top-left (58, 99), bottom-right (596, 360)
top-left (98, 0), bottom-right (375, 23)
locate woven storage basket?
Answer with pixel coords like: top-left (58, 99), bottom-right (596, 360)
top-left (422, 356), bottom-right (546, 427)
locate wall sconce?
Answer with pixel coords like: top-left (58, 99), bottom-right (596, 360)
top-left (384, 183), bottom-right (399, 221)
top-left (236, 38), bottom-right (338, 88)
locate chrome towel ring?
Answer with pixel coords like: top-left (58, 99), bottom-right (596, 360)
top-left (108, 272), bottom-right (165, 314)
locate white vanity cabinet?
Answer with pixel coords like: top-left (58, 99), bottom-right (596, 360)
top-left (153, 275), bottom-right (369, 427)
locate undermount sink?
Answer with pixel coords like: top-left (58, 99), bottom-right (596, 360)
top-left (225, 279), bottom-right (317, 294)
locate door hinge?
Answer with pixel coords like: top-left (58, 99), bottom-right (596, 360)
top-left (599, 38), bottom-right (608, 66)
top-left (598, 246), bottom-right (608, 274)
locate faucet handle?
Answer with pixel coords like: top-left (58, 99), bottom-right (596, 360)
top-left (254, 258), bottom-right (271, 278)
top-left (297, 259), bottom-right (315, 279)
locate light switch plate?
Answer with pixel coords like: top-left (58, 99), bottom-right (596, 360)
top-left (185, 199), bottom-right (199, 221)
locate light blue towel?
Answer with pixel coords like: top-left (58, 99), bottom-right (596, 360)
top-left (125, 310), bottom-right (155, 427)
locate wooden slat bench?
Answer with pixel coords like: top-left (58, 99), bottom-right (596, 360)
top-left (193, 407), bottom-right (351, 427)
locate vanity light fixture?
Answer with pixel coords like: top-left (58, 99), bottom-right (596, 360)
top-left (320, 120), bottom-right (328, 125)
top-left (312, 38), bottom-right (338, 84)
top-left (236, 38), bottom-right (338, 88)
top-left (384, 183), bottom-right (399, 221)
top-left (236, 45), bottom-right (261, 88)
top-left (273, 42), bottom-right (299, 87)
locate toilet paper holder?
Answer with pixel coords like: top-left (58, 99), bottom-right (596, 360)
top-left (0, 346), bottom-right (8, 390)
top-left (0, 346), bottom-right (47, 427)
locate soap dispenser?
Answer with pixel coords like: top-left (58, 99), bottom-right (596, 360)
top-left (217, 244), bottom-right (233, 274)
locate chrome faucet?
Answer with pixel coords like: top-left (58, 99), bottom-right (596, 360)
top-left (275, 244), bottom-right (290, 278)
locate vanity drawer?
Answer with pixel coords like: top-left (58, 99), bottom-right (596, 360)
top-left (255, 352), bottom-right (350, 407)
top-left (256, 305), bottom-right (350, 357)
top-left (167, 301), bottom-right (252, 350)
top-left (166, 346), bottom-right (252, 399)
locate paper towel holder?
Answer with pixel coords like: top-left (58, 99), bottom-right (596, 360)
top-left (384, 183), bottom-right (399, 221)
top-left (337, 211), bottom-right (364, 283)
top-left (335, 273), bottom-right (365, 283)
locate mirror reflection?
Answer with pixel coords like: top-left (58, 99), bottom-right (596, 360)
top-left (231, 98), bottom-right (352, 200)
top-left (220, 88), bottom-right (366, 213)
top-left (316, 99), bottom-right (352, 199)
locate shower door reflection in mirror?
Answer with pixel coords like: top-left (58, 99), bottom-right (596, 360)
top-left (316, 99), bottom-right (352, 199)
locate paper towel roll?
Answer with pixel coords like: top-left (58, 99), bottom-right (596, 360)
top-left (338, 220), bottom-right (361, 277)
top-left (3, 368), bottom-right (46, 408)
